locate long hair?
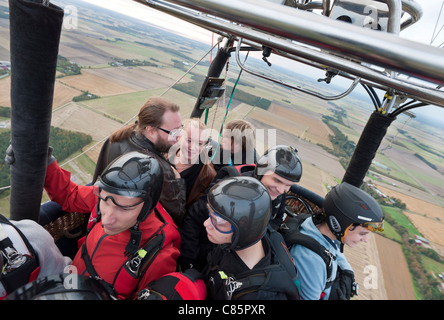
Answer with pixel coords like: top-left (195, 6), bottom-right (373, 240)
top-left (224, 119), bottom-right (255, 150)
top-left (109, 97), bottom-right (180, 143)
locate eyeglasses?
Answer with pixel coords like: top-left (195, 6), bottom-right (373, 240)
top-left (157, 124), bottom-right (184, 138)
top-left (361, 220), bottom-right (384, 232)
top-left (207, 205), bottom-right (234, 234)
top-left (93, 184), bottom-right (144, 209)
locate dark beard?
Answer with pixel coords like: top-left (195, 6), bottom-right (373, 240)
top-left (154, 140), bottom-right (171, 154)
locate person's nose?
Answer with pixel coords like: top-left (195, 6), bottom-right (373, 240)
top-left (203, 217), bottom-right (212, 229)
top-left (276, 184), bottom-right (286, 195)
top-left (361, 234), bottom-right (369, 243)
top-left (100, 203), bottom-right (116, 226)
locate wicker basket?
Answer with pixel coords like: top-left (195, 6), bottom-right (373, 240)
top-left (285, 190), bottom-right (323, 216)
top-left (43, 211), bottom-right (90, 242)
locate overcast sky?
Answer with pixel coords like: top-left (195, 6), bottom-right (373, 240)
top-left (79, 0), bottom-right (444, 122)
top-left (81, 0), bottom-right (214, 43)
top-left (400, 0), bottom-right (444, 45)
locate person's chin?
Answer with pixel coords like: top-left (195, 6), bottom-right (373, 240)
top-left (102, 225), bottom-right (119, 236)
top-left (268, 191), bottom-right (279, 200)
top-left (346, 241), bottom-right (358, 248)
top-left (206, 230), bottom-right (218, 244)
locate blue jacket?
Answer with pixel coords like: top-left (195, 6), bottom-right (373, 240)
top-left (289, 216), bottom-right (352, 300)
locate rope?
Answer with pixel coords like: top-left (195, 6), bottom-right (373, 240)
top-left (431, 1), bottom-right (444, 45)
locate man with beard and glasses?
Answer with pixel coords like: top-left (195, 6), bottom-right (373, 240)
top-left (92, 97), bottom-right (187, 226)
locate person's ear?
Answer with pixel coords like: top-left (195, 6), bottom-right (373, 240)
top-left (144, 126), bottom-right (156, 137)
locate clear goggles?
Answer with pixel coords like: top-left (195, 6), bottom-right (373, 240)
top-left (93, 184), bottom-right (144, 209)
top-left (207, 205), bottom-right (234, 234)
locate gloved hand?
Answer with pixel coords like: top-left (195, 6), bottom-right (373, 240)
top-left (5, 144), bottom-right (55, 166)
top-left (329, 268), bottom-right (358, 300)
top-left (5, 143), bottom-right (14, 165)
top-left (47, 146), bottom-right (55, 166)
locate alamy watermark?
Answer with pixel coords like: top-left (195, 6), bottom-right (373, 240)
top-left (63, 265), bottom-right (79, 290)
top-left (62, 5), bottom-right (78, 30)
top-left (363, 264), bottom-right (379, 290)
top-left (166, 127), bottom-right (279, 176)
top-left (363, 5), bottom-right (380, 30)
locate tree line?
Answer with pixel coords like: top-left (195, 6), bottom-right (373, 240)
top-left (383, 211), bottom-right (444, 300)
top-left (56, 55), bottom-right (81, 78)
top-left (173, 77), bottom-right (271, 110)
top-left (0, 127), bottom-right (92, 196)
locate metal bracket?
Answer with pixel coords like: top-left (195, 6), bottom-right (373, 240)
top-left (235, 37), bottom-right (360, 101)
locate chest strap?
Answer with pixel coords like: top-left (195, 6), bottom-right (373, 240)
top-left (81, 222), bottom-right (166, 299)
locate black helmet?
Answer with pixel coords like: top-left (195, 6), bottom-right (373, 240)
top-left (323, 182), bottom-right (384, 242)
top-left (97, 151), bottom-right (163, 222)
top-left (6, 274), bottom-right (114, 300)
top-left (257, 145), bottom-right (302, 182)
top-left (207, 176), bottom-right (271, 250)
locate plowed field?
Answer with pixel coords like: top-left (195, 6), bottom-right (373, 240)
top-left (374, 235), bottom-right (416, 300)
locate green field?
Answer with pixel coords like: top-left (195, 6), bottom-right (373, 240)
top-left (383, 206), bottom-right (421, 236)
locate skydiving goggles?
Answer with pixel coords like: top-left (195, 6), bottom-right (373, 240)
top-left (207, 205), bottom-right (234, 234)
top-left (360, 220), bottom-right (384, 232)
top-left (93, 184), bottom-right (145, 209)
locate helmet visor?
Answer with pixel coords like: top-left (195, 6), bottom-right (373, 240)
top-left (362, 220), bottom-right (384, 232)
top-left (207, 205), bottom-right (234, 234)
top-left (93, 184), bottom-right (145, 209)
top-left (95, 174), bottom-right (148, 199)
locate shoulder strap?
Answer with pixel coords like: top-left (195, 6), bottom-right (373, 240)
top-left (112, 230), bottom-right (165, 299)
top-left (279, 215), bottom-right (335, 287)
top-left (217, 164), bottom-right (257, 179)
top-left (266, 226), bottom-right (298, 282)
top-left (217, 166), bottom-right (240, 178)
top-left (227, 227), bottom-right (300, 300)
top-left (81, 212), bottom-right (168, 299)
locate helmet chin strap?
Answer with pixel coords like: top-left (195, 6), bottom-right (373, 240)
top-left (125, 223), bottom-right (142, 256)
top-left (336, 225), bottom-right (353, 253)
top-left (126, 199), bottom-right (155, 255)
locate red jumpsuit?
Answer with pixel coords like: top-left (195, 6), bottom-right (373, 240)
top-left (44, 160), bottom-right (181, 299)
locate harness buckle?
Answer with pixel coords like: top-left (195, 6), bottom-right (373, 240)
top-left (127, 249), bottom-right (148, 275)
top-left (136, 288), bottom-right (152, 300)
top-left (352, 281), bottom-right (359, 296)
top-left (2, 247), bottom-right (28, 273)
top-left (225, 276), bottom-right (243, 299)
top-left (324, 249), bottom-right (336, 283)
top-left (324, 250), bottom-right (336, 265)
top-left (128, 256), bottom-right (142, 274)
